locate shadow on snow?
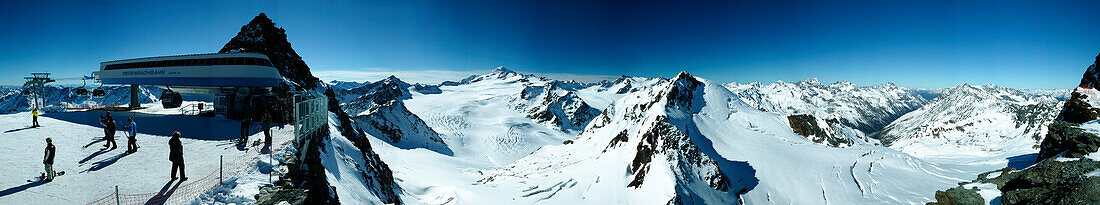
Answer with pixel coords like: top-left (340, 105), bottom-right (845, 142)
top-left (0, 180), bottom-right (47, 198)
top-left (44, 110), bottom-right (265, 141)
top-left (1006, 153), bottom-right (1038, 170)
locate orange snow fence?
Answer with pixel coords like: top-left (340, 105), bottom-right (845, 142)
top-left (85, 139), bottom-right (292, 205)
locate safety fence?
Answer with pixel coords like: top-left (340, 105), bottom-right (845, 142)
top-left (85, 139), bottom-right (292, 205)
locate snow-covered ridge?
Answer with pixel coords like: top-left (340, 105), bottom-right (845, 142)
top-left (335, 76), bottom-right (449, 155)
top-left (724, 78), bottom-right (927, 143)
top-left (878, 83), bottom-right (1061, 158)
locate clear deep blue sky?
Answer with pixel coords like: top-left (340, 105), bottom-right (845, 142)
top-left (2, 0), bottom-right (1098, 88)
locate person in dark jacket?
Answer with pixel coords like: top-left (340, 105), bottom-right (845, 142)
top-left (240, 117), bottom-right (251, 143)
top-left (169, 131), bottom-right (186, 181)
top-left (43, 137), bottom-right (55, 181)
top-left (262, 113), bottom-right (272, 147)
top-left (100, 112), bottom-right (117, 149)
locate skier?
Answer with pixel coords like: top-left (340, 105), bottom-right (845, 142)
top-left (240, 117), bottom-right (252, 144)
top-left (31, 107), bottom-right (40, 128)
top-left (100, 112), bottom-right (117, 149)
top-left (169, 131), bottom-right (186, 181)
top-left (122, 117), bottom-right (138, 153)
top-left (263, 112), bottom-right (272, 147)
top-left (43, 137), bottom-right (55, 182)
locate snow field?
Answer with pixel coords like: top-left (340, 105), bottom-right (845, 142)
top-left (0, 107), bottom-right (292, 205)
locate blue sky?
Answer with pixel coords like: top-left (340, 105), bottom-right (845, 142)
top-left (1, 0), bottom-right (1098, 89)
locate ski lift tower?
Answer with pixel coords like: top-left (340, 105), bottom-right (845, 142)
top-left (23, 72), bottom-right (55, 110)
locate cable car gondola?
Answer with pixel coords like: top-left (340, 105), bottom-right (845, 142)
top-left (75, 76), bottom-right (91, 96)
top-left (161, 90), bottom-right (183, 108)
top-left (92, 88), bottom-right (106, 97)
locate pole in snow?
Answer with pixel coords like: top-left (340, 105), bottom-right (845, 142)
top-left (114, 185), bottom-right (120, 205)
top-left (222, 154), bottom-right (226, 185)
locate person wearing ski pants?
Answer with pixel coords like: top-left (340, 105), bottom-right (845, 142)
top-left (124, 118), bottom-right (137, 153)
top-left (32, 108), bottom-right (39, 128)
top-left (43, 137), bottom-right (55, 181)
top-left (169, 131), bottom-right (186, 181)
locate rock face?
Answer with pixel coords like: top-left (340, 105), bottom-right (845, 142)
top-left (1036, 121), bottom-right (1100, 162)
top-left (1057, 54), bottom-right (1100, 123)
top-left (787, 114), bottom-right (851, 147)
top-left (999, 159), bottom-right (1100, 205)
top-left (725, 79), bottom-right (926, 144)
top-left (219, 13), bottom-right (320, 89)
top-left (927, 187), bottom-right (984, 205)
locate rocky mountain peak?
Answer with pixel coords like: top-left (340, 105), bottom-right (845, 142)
top-left (663, 71), bottom-right (702, 109)
top-left (220, 13), bottom-right (320, 90)
top-left (1078, 53), bottom-right (1100, 88)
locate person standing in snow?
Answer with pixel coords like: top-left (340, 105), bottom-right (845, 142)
top-left (240, 117), bottom-right (251, 143)
top-left (100, 112), bottom-right (117, 149)
top-left (123, 117), bottom-right (138, 153)
top-left (169, 131), bottom-right (186, 181)
top-left (31, 107), bottom-right (40, 128)
top-left (262, 113), bottom-right (272, 147)
top-left (43, 137), bottom-right (55, 182)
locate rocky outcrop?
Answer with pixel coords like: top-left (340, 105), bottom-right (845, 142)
top-left (999, 159), bottom-right (1100, 205)
top-left (219, 13), bottom-right (321, 90)
top-left (1036, 121), bottom-right (1100, 162)
top-left (787, 114), bottom-right (851, 147)
top-left (1056, 53), bottom-right (1100, 123)
top-left (926, 187), bottom-right (984, 205)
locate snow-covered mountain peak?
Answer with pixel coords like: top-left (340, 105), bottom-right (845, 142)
top-left (939, 83), bottom-right (1048, 106)
top-left (459, 66), bottom-right (540, 85)
top-left (801, 77), bottom-right (821, 85)
top-left (878, 83), bottom-right (1061, 157)
top-left (492, 66), bottom-right (515, 74)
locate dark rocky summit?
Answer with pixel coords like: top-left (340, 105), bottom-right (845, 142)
top-left (220, 13), bottom-right (321, 90)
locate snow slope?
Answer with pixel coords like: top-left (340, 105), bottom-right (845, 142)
top-left (880, 84), bottom-right (1061, 160)
top-left (400, 68), bottom-right (577, 165)
top-left (0, 104), bottom-right (290, 204)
